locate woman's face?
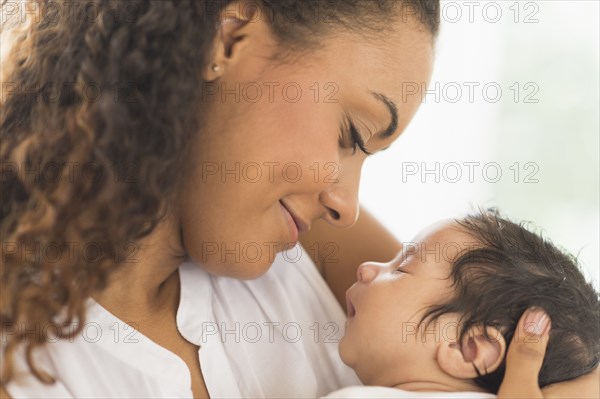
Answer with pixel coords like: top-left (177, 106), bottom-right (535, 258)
top-left (179, 17), bottom-right (434, 279)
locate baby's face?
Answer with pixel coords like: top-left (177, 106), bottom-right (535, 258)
top-left (339, 220), bottom-right (477, 386)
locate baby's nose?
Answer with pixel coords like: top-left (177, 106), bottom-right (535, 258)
top-left (356, 262), bottom-right (384, 283)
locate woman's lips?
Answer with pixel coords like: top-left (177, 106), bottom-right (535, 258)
top-left (279, 201), bottom-right (299, 244)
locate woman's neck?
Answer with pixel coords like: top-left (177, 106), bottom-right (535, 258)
top-left (91, 213), bottom-right (187, 321)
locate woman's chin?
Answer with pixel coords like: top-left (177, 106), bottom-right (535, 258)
top-left (184, 235), bottom-right (286, 279)
top-left (192, 257), bottom-right (274, 280)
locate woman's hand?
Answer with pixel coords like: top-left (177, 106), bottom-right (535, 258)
top-left (541, 367), bottom-right (599, 398)
top-left (498, 308), bottom-right (599, 398)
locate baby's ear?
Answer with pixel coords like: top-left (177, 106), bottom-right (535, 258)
top-left (436, 325), bottom-right (506, 379)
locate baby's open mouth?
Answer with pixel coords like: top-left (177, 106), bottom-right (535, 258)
top-left (346, 294), bottom-right (356, 318)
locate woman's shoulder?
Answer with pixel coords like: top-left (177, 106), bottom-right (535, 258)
top-left (2, 299), bottom-right (193, 398)
top-left (2, 340), bottom-right (72, 398)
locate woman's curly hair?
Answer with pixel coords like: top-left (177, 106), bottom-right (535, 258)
top-left (0, 0), bottom-right (439, 386)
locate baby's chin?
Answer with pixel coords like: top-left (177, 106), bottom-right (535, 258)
top-left (337, 334), bottom-right (358, 368)
top-left (337, 341), bottom-right (377, 386)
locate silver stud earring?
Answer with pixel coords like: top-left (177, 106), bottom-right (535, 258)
top-left (212, 64), bottom-right (220, 72)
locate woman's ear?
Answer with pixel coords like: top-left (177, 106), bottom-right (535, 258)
top-left (204, 0), bottom-right (268, 81)
top-left (437, 325), bottom-right (506, 379)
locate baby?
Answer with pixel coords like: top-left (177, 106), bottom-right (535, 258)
top-left (324, 210), bottom-right (599, 398)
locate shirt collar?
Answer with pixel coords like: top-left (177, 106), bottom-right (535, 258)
top-left (175, 260), bottom-right (213, 346)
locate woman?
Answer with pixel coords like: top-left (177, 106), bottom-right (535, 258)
top-left (1, 0), bottom-right (597, 397)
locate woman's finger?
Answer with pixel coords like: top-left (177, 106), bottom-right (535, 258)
top-left (542, 367), bottom-right (600, 398)
top-left (497, 307), bottom-right (551, 399)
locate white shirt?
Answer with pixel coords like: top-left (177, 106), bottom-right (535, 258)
top-left (322, 386), bottom-right (497, 399)
top-left (5, 244), bottom-right (361, 398)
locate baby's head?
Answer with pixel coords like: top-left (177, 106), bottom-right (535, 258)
top-left (339, 210), bottom-right (599, 394)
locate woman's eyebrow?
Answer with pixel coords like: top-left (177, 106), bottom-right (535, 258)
top-left (369, 90), bottom-right (399, 140)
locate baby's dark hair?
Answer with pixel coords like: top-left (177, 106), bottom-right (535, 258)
top-left (421, 209), bottom-right (600, 394)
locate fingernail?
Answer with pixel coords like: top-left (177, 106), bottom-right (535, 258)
top-left (524, 308), bottom-right (550, 335)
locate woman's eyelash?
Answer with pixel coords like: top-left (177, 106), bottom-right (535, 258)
top-left (340, 116), bottom-right (372, 156)
top-left (349, 121), bottom-right (372, 156)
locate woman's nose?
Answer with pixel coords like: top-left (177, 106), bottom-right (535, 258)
top-left (318, 163), bottom-right (362, 228)
top-left (356, 262), bottom-right (385, 283)
top-left (319, 188), bottom-right (359, 228)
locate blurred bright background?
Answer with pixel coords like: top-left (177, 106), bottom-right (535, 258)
top-left (361, 1), bottom-right (599, 289)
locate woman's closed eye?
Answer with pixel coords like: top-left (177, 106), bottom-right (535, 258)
top-left (339, 115), bottom-right (373, 156)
